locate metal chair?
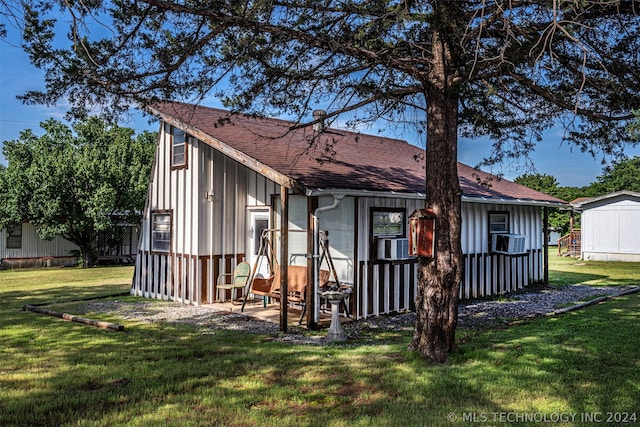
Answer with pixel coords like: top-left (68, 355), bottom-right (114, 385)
top-left (217, 261), bottom-right (251, 303)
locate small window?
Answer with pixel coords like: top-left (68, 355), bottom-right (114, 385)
top-left (171, 126), bottom-right (188, 169)
top-left (489, 212), bottom-right (509, 234)
top-left (371, 208), bottom-right (406, 238)
top-left (6, 223), bottom-right (22, 249)
top-left (151, 212), bottom-right (172, 253)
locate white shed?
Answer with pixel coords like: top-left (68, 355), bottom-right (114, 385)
top-left (573, 191), bottom-right (640, 262)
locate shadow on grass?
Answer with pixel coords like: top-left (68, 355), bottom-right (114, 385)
top-left (2, 263), bottom-right (639, 426)
top-left (547, 270), bottom-right (607, 287)
top-left (3, 296), bottom-right (638, 426)
top-left (451, 295), bottom-right (640, 418)
top-left (1, 284), bottom-right (131, 309)
top-left (0, 313), bottom-right (511, 426)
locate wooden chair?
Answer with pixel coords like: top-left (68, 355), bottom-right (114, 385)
top-left (217, 262), bottom-right (251, 303)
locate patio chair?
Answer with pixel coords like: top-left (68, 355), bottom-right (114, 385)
top-left (217, 261), bottom-right (251, 303)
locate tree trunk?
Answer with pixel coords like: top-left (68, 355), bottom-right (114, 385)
top-left (80, 244), bottom-right (98, 268)
top-left (410, 28), bottom-right (463, 363)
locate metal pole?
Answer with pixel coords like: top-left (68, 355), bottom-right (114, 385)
top-left (543, 207), bottom-right (549, 284)
top-left (279, 186), bottom-right (289, 333)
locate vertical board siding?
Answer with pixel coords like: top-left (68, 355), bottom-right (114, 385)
top-left (1, 223), bottom-right (78, 268)
top-left (132, 124), bottom-right (274, 304)
top-left (1, 221), bottom-right (137, 268)
top-left (354, 201), bottom-right (545, 318)
top-left (134, 121), bottom-right (548, 315)
top-left (133, 252), bottom-right (246, 303)
top-left (357, 250), bottom-right (542, 318)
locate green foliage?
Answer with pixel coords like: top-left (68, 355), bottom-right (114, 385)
top-left (515, 163), bottom-right (640, 235)
top-left (590, 156), bottom-right (640, 194)
top-left (10, 1), bottom-right (640, 159)
top-left (0, 117), bottom-right (155, 267)
top-left (630, 110), bottom-right (640, 138)
top-left (513, 173), bottom-right (560, 196)
top-left (515, 173), bottom-right (574, 234)
top-left (8, 0), bottom-right (640, 362)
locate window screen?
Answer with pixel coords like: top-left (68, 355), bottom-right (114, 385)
top-left (151, 212), bottom-right (172, 252)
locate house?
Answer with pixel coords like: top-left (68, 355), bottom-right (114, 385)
top-left (1, 223), bottom-right (78, 268)
top-left (572, 191), bottom-right (640, 262)
top-left (1, 222), bottom-right (139, 268)
top-left (131, 101), bottom-right (567, 322)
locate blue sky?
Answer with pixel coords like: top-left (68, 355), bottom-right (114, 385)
top-left (2, 22), bottom-right (638, 188)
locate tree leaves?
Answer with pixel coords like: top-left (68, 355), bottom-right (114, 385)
top-left (11, 1), bottom-right (639, 161)
top-left (0, 117), bottom-right (155, 266)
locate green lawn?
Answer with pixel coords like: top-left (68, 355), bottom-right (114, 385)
top-left (1, 263), bottom-right (638, 426)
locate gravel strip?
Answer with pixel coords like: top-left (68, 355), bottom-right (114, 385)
top-left (79, 284), bottom-right (635, 345)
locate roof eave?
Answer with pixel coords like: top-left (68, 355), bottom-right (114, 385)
top-left (306, 188), bottom-right (426, 199)
top-left (306, 190), bottom-right (568, 207)
top-left (149, 106), bottom-right (305, 193)
top-left (461, 194), bottom-right (569, 207)
top-left (572, 190), bottom-right (640, 210)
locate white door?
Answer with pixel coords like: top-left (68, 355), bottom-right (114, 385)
top-left (248, 209), bottom-right (270, 279)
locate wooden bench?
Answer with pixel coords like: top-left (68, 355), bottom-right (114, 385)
top-left (246, 265), bottom-right (330, 324)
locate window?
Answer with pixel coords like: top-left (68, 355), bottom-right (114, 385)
top-left (151, 212), bottom-right (172, 253)
top-left (171, 126), bottom-right (188, 169)
top-left (489, 211), bottom-right (509, 234)
top-left (371, 208), bottom-right (406, 238)
top-left (6, 223), bottom-right (22, 249)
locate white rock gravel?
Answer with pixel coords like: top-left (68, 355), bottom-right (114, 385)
top-left (80, 284), bottom-right (635, 345)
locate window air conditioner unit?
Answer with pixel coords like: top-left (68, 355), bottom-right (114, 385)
top-left (377, 238), bottom-right (410, 260)
top-left (491, 233), bottom-right (527, 255)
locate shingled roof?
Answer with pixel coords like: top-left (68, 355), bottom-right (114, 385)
top-left (149, 101), bottom-right (567, 206)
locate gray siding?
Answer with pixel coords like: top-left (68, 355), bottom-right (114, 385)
top-left (0, 223), bottom-right (78, 267)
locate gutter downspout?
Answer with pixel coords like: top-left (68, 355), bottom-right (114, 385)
top-left (312, 194), bottom-right (345, 323)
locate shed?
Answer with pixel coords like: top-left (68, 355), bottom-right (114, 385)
top-left (573, 191), bottom-right (640, 262)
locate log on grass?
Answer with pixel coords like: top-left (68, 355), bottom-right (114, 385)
top-left (23, 304), bottom-right (124, 331)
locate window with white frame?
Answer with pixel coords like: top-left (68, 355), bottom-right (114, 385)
top-left (6, 223), bottom-right (22, 249)
top-left (371, 208), bottom-right (406, 238)
top-left (171, 126), bottom-right (188, 169)
top-left (151, 211), bottom-right (172, 253)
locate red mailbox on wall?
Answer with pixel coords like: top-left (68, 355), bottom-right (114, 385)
top-left (409, 209), bottom-right (436, 258)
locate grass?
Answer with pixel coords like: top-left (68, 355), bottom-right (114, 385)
top-left (1, 263), bottom-right (639, 426)
top-left (548, 255), bottom-right (640, 288)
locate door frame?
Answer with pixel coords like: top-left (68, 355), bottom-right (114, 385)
top-left (247, 207), bottom-right (271, 277)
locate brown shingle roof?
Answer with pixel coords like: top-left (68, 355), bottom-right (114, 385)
top-left (150, 101), bottom-right (567, 205)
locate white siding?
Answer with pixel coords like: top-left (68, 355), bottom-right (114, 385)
top-left (133, 124), bottom-right (281, 304)
top-left (317, 196), bottom-right (356, 283)
top-left (134, 121), bottom-right (547, 314)
top-left (581, 197), bottom-right (640, 261)
top-left (356, 197), bottom-right (422, 318)
top-left (355, 199), bottom-right (544, 318)
top-left (0, 223), bottom-right (78, 260)
top-left (461, 203), bottom-right (543, 254)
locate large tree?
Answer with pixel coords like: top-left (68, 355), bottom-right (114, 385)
top-left (590, 156), bottom-right (640, 194)
top-left (9, 0), bottom-right (640, 361)
top-left (0, 117), bottom-right (156, 267)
